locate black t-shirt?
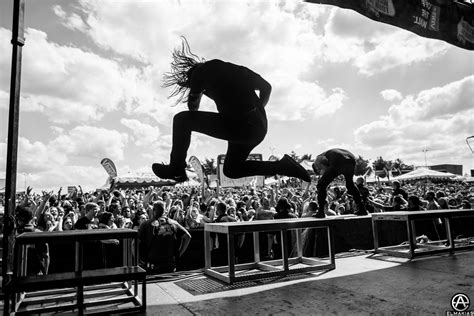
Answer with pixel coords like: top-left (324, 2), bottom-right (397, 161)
top-left (190, 59), bottom-right (262, 116)
top-left (138, 218), bottom-right (177, 266)
top-left (322, 148), bottom-right (356, 166)
top-left (393, 188), bottom-right (408, 200)
top-left (74, 216), bottom-right (92, 230)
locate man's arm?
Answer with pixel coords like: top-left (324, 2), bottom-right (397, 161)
top-left (254, 74), bottom-right (272, 108)
top-left (187, 92), bottom-right (203, 111)
top-left (171, 219), bottom-right (192, 257)
top-left (187, 65), bottom-right (205, 111)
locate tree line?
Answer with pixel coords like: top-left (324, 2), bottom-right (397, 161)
top-left (197, 153), bottom-right (414, 180)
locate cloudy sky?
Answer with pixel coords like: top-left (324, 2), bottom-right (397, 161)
top-left (0, 0), bottom-right (473, 191)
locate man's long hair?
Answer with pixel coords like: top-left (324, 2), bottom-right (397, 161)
top-left (162, 36), bottom-right (204, 104)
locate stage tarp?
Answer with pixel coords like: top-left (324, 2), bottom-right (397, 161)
top-left (305, 0), bottom-right (474, 50)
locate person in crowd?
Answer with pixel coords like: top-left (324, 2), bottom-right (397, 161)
top-left (274, 197), bottom-right (298, 219)
top-left (356, 177), bottom-right (374, 213)
top-left (15, 205), bottom-right (50, 275)
top-left (392, 195), bottom-right (408, 211)
top-left (437, 197), bottom-right (450, 210)
top-left (98, 212), bottom-right (116, 230)
top-left (255, 197), bottom-right (276, 220)
top-left (138, 201), bottom-right (191, 273)
top-left (302, 201), bottom-right (319, 217)
top-left (211, 202), bottom-right (245, 264)
top-left (392, 180), bottom-right (408, 201)
top-left (74, 202), bottom-right (100, 230)
top-left (114, 215), bottom-right (127, 228)
top-left (152, 37), bottom-right (310, 184)
top-left (272, 197), bottom-right (298, 258)
top-left (132, 211), bottom-right (148, 230)
top-left (461, 200), bottom-right (471, 209)
top-left (185, 205), bottom-right (204, 229)
top-left (425, 191), bottom-right (440, 210)
top-left (61, 214), bottom-right (75, 231)
top-left (312, 148), bottom-right (368, 218)
top-left (407, 195), bottom-right (425, 211)
top-left (121, 206), bottom-right (133, 228)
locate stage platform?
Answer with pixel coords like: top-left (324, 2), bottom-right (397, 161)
top-left (144, 250), bottom-right (473, 315)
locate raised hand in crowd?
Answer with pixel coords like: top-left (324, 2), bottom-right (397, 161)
top-left (35, 190), bottom-right (54, 219)
top-left (142, 187), bottom-right (155, 208)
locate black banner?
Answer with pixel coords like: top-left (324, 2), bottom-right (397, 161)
top-left (305, 0), bottom-right (474, 50)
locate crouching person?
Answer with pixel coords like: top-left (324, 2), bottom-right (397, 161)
top-left (138, 201), bottom-right (191, 274)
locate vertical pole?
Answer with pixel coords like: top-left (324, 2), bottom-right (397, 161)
top-left (281, 229), bottom-right (289, 272)
top-left (327, 225), bottom-right (336, 268)
top-left (372, 217), bottom-right (379, 253)
top-left (407, 219), bottom-right (416, 259)
top-left (227, 234), bottom-right (235, 283)
top-left (253, 231), bottom-right (260, 262)
top-left (204, 230), bottom-right (211, 269)
top-left (3, 0), bottom-right (26, 291)
top-left (296, 228), bottom-right (303, 258)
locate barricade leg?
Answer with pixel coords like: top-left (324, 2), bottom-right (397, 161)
top-left (407, 220), bottom-right (416, 258)
top-left (204, 231), bottom-right (212, 269)
top-left (281, 230), bottom-right (289, 272)
top-left (227, 234), bottom-right (235, 283)
top-left (253, 232), bottom-right (260, 262)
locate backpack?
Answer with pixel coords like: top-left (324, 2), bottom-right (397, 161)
top-left (147, 217), bottom-right (177, 266)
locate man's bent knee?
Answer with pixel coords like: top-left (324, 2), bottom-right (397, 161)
top-left (173, 111), bottom-right (193, 124)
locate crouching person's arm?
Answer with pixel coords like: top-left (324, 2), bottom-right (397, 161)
top-left (173, 220), bottom-right (192, 257)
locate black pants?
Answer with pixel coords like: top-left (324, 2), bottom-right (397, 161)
top-left (316, 158), bottom-right (363, 213)
top-left (170, 108), bottom-right (282, 178)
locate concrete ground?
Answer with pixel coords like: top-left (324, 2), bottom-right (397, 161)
top-left (145, 251), bottom-right (473, 315)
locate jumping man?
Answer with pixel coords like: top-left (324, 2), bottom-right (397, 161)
top-left (153, 37), bottom-right (310, 183)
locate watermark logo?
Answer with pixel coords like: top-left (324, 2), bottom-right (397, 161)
top-left (448, 293), bottom-right (473, 315)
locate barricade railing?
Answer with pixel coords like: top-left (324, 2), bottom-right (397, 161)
top-left (4, 229), bottom-right (146, 315)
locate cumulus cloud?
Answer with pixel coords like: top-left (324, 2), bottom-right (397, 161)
top-left (320, 8), bottom-right (450, 76)
top-left (380, 89), bottom-right (402, 102)
top-left (0, 125), bottom-right (129, 190)
top-left (53, 5), bottom-right (87, 32)
top-left (0, 90), bottom-right (8, 110)
top-left (53, 1), bottom-right (343, 122)
top-left (1, 1), bottom-right (470, 190)
top-left (120, 118), bottom-right (159, 146)
top-left (50, 125), bottom-right (129, 161)
top-left (355, 76), bottom-right (474, 166)
top-left (0, 27), bottom-right (156, 124)
top-left (353, 31), bottom-right (450, 76)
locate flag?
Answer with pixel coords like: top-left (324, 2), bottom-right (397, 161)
top-left (189, 156), bottom-right (205, 183)
top-left (305, 0), bottom-right (474, 50)
top-left (100, 158), bottom-right (117, 178)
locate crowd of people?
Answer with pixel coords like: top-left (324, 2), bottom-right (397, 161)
top-left (5, 176), bottom-right (473, 275)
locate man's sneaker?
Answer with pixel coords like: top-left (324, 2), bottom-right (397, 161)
top-left (313, 212), bottom-right (326, 218)
top-left (280, 154), bottom-right (311, 182)
top-left (152, 163), bottom-right (188, 183)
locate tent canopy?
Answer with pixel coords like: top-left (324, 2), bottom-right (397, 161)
top-left (393, 168), bottom-right (456, 181)
top-left (113, 170), bottom-right (200, 189)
